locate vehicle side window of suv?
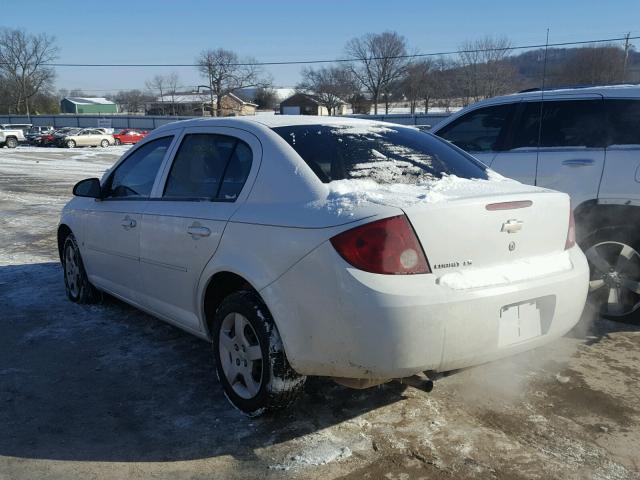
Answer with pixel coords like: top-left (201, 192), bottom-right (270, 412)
top-left (540, 100), bottom-right (605, 148)
top-left (163, 134), bottom-right (253, 201)
top-left (509, 101), bottom-right (541, 149)
top-left (606, 100), bottom-right (640, 145)
top-left (103, 136), bottom-right (173, 199)
top-left (436, 104), bottom-right (513, 152)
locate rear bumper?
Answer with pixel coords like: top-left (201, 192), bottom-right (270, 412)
top-left (262, 243), bottom-right (589, 379)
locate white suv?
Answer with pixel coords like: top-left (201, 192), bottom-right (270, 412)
top-left (432, 85), bottom-right (640, 321)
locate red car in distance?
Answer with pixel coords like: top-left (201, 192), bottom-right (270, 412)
top-left (112, 129), bottom-right (148, 145)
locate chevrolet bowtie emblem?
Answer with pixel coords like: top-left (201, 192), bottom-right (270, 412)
top-left (501, 219), bottom-right (523, 234)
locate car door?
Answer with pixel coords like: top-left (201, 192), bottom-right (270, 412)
top-left (82, 135), bottom-right (176, 301)
top-left (137, 127), bottom-right (261, 331)
top-left (533, 97), bottom-right (606, 208)
top-left (598, 99), bottom-right (640, 203)
top-left (433, 102), bottom-right (516, 168)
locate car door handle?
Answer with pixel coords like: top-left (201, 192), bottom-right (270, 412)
top-left (120, 216), bottom-right (136, 229)
top-left (187, 225), bottom-right (211, 238)
top-left (561, 159), bottom-right (595, 167)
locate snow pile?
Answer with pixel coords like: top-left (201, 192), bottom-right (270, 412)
top-left (437, 251), bottom-right (573, 290)
top-left (320, 172), bottom-right (535, 215)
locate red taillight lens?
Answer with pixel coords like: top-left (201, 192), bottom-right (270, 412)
top-left (565, 209), bottom-right (576, 250)
top-left (330, 215), bottom-right (430, 274)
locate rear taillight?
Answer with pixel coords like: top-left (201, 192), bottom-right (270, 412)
top-left (565, 209), bottom-right (576, 250)
top-left (330, 215), bottom-right (430, 274)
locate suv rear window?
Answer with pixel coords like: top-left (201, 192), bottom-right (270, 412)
top-left (272, 124), bottom-right (488, 184)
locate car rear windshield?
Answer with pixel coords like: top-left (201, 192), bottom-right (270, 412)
top-left (272, 123), bottom-right (488, 183)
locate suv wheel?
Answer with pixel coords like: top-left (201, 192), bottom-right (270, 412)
top-left (583, 227), bottom-right (640, 322)
top-left (6, 137), bottom-right (18, 148)
top-left (212, 291), bottom-right (306, 416)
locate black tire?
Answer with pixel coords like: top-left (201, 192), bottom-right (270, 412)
top-left (212, 290), bottom-right (306, 416)
top-left (581, 227), bottom-right (640, 323)
top-left (62, 234), bottom-right (101, 304)
top-left (6, 137), bottom-right (18, 148)
top-left (114, 138), bottom-right (121, 146)
top-left (100, 139), bottom-right (109, 148)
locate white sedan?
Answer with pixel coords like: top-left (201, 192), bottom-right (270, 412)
top-left (59, 116), bottom-right (589, 415)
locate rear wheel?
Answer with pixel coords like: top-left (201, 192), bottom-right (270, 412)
top-left (114, 138), bottom-right (121, 145)
top-left (100, 139), bottom-right (109, 148)
top-left (6, 137), bottom-right (18, 148)
top-left (583, 227), bottom-right (640, 322)
top-left (212, 291), bottom-right (306, 416)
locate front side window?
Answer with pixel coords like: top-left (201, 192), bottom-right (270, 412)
top-left (606, 100), bottom-right (640, 146)
top-left (103, 136), bottom-right (173, 199)
top-left (163, 134), bottom-right (253, 201)
top-left (436, 104), bottom-right (513, 152)
top-left (273, 123), bottom-right (488, 184)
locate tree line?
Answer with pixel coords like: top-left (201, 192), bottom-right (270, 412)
top-left (0, 27), bottom-right (637, 115)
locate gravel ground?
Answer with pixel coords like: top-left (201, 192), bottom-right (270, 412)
top-left (1, 146), bottom-right (639, 480)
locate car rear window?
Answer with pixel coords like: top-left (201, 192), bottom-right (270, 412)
top-left (272, 124), bottom-right (488, 184)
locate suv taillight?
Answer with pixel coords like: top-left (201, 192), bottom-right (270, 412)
top-left (330, 215), bottom-right (430, 274)
top-left (565, 209), bottom-right (576, 250)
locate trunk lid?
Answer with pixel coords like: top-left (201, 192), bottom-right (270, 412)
top-left (400, 189), bottom-right (571, 273)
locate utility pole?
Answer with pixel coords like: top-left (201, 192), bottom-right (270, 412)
top-left (623, 32), bottom-right (631, 82)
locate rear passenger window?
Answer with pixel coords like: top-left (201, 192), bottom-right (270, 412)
top-left (163, 134), bottom-right (253, 201)
top-left (606, 100), bottom-right (640, 145)
top-left (541, 100), bottom-right (605, 148)
top-left (436, 104), bottom-right (513, 152)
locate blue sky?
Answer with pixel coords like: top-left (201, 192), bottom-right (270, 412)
top-left (3, 0), bottom-right (639, 94)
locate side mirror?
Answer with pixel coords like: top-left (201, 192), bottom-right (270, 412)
top-left (73, 178), bottom-right (102, 198)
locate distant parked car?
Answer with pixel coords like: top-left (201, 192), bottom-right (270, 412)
top-left (26, 126), bottom-right (54, 144)
top-left (112, 129), bottom-right (148, 145)
top-left (431, 85), bottom-right (640, 321)
top-left (59, 116), bottom-right (588, 415)
top-left (0, 123), bottom-right (32, 135)
top-left (61, 128), bottom-right (114, 148)
top-left (52, 128), bottom-right (82, 147)
top-left (0, 127), bottom-right (26, 148)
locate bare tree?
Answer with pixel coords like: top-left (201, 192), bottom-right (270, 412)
top-left (114, 89), bottom-right (154, 114)
top-left (458, 36), bottom-right (515, 104)
top-left (145, 75), bottom-right (167, 115)
top-left (555, 45), bottom-right (626, 85)
top-left (298, 65), bottom-right (356, 115)
top-left (400, 60), bottom-right (434, 113)
top-left (196, 48), bottom-right (264, 116)
top-left (0, 28), bottom-right (58, 116)
top-left (254, 87), bottom-right (278, 110)
top-left (166, 72), bottom-right (180, 115)
top-left (345, 31), bottom-right (409, 114)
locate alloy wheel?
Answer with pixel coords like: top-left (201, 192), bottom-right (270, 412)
top-left (218, 312), bottom-right (264, 399)
top-left (64, 244), bottom-right (81, 298)
top-left (585, 241), bottom-right (640, 317)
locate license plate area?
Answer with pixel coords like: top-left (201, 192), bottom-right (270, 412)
top-left (498, 296), bottom-right (555, 348)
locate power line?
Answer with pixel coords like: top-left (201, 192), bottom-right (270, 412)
top-left (10, 35), bottom-right (639, 68)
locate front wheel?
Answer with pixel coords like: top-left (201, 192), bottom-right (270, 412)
top-left (583, 227), bottom-right (640, 322)
top-left (63, 234), bottom-right (100, 304)
top-left (212, 291), bottom-right (306, 416)
top-left (66, 139), bottom-right (76, 148)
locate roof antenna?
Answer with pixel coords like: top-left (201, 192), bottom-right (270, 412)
top-left (534, 28), bottom-right (550, 186)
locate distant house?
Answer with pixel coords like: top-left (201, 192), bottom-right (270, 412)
top-left (145, 92), bottom-right (257, 117)
top-left (60, 97), bottom-right (118, 114)
top-left (279, 93), bottom-right (347, 115)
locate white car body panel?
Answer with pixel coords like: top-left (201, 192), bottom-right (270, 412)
top-left (60, 116), bottom-right (589, 380)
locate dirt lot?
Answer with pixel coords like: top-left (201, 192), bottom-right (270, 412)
top-left (1, 146), bottom-right (639, 480)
